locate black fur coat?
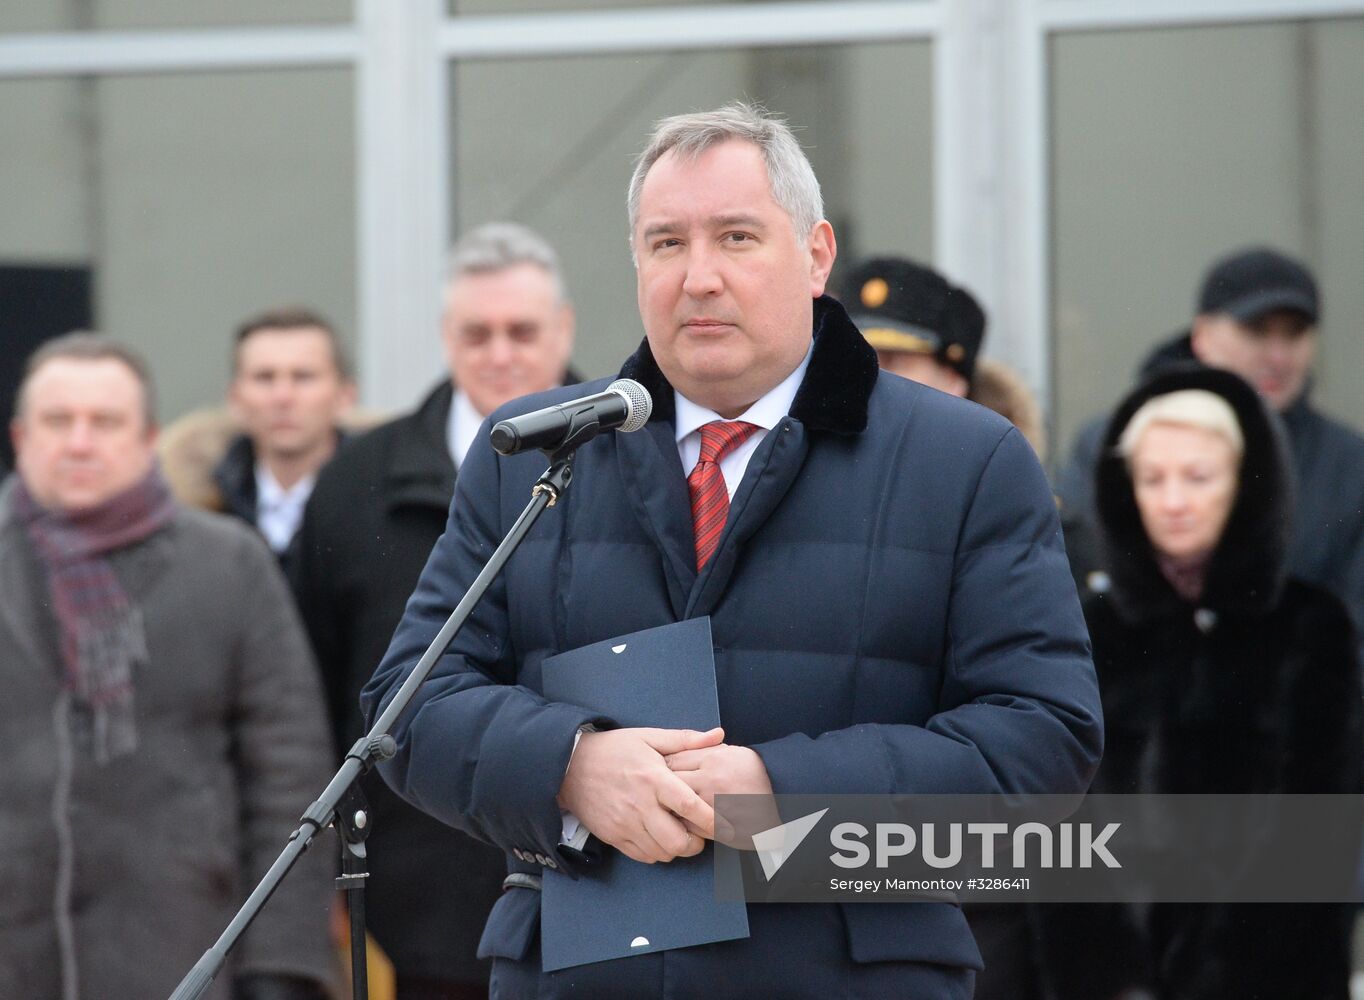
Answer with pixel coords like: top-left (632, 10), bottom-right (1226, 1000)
top-left (1037, 367), bottom-right (1363, 1000)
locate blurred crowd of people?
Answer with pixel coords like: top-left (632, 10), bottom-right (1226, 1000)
top-left (2, 165), bottom-right (1361, 998)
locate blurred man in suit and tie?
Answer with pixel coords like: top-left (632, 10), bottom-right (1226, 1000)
top-left (293, 222), bottom-right (575, 1000)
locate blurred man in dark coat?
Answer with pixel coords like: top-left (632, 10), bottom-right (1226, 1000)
top-left (292, 222), bottom-right (575, 1000)
top-left (0, 334), bottom-right (335, 1000)
top-left (152, 308), bottom-right (358, 581)
top-left (216, 308), bottom-right (356, 569)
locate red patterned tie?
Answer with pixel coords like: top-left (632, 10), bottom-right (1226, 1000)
top-left (688, 420), bottom-right (761, 570)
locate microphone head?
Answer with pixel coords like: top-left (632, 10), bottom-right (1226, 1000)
top-left (607, 378), bottom-right (652, 432)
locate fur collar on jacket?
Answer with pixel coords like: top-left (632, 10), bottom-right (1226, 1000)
top-left (157, 406), bottom-right (381, 512)
top-left (617, 294), bottom-right (879, 436)
top-left (1095, 365), bottom-right (1294, 623)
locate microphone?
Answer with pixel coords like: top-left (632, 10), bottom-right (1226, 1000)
top-left (490, 379), bottom-right (652, 456)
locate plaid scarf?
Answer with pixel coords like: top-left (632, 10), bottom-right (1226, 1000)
top-left (15, 467), bottom-right (177, 764)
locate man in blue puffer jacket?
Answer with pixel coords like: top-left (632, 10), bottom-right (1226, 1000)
top-left (363, 102), bottom-right (1102, 1000)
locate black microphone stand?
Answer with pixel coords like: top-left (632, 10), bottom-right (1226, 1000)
top-left (168, 446), bottom-right (580, 1000)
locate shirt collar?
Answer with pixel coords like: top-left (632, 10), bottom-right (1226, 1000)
top-left (254, 463), bottom-right (314, 510)
top-left (447, 387), bottom-right (484, 468)
top-left (674, 340), bottom-right (814, 443)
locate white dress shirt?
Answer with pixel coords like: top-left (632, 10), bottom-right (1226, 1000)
top-left (560, 341), bottom-right (815, 850)
top-left (254, 464), bottom-right (315, 554)
top-left (446, 388), bottom-right (484, 470)
top-left (673, 341), bottom-right (814, 494)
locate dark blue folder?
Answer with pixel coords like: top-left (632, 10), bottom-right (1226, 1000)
top-left (539, 617), bottom-right (750, 971)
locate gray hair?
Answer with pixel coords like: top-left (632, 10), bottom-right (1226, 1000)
top-left (627, 102), bottom-right (825, 249)
top-left (445, 221), bottom-right (566, 302)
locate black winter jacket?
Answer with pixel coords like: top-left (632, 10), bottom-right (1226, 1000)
top-left (292, 381), bottom-right (506, 986)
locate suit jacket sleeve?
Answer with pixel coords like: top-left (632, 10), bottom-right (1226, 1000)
top-left (360, 433), bottom-right (607, 873)
top-left (753, 426), bottom-right (1104, 799)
